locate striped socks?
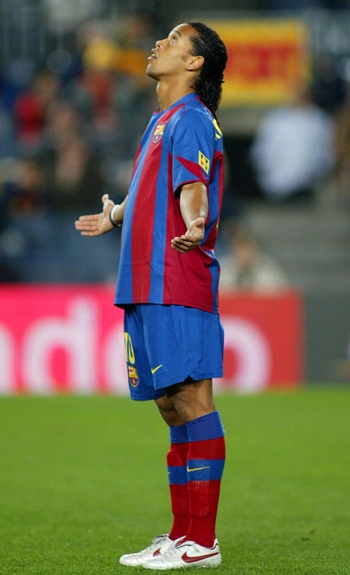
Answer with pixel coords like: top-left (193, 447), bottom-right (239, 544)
top-left (167, 424), bottom-right (189, 540)
top-left (184, 411), bottom-right (225, 548)
top-left (166, 411), bottom-right (225, 547)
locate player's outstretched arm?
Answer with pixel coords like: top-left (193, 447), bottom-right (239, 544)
top-left (75, 194), bottom-right (128, 236)
top-left (171, 182), bottom-right (208, 253)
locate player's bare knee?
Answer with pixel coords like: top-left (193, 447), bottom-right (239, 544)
top-left (158, 408), bottom-right (184, 427)
top-left (166, 394), bottom-right (211, 423)
top-left (165, 378), bottom-right (216, 422)
top-left (154, 397), bottom-right (184, 426)
top-left (155, 395), bottom-right (175, 412)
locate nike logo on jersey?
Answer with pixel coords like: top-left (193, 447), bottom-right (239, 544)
top-left (187, 466), bottom-right (210, 472)
top-left (151, 364), bottom-right (163, 374)
top-left (181, 551), bottom-right (220, 564)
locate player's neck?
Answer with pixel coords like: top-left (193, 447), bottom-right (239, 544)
top-left (156, 79), bottom-right (195, 111)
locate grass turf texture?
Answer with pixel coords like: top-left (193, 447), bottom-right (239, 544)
top-left (0, 389), bottom-right (349, 575)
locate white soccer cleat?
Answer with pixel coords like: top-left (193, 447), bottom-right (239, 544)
top-left (119, 534), bottom-right (176, 567)
top-left (143, 538), bottom-right (222, 570)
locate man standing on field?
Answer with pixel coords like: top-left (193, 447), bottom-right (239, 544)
top-left (75, 21), bottom-right (228, 570)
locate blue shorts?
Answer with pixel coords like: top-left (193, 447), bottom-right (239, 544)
top-left (123, 304), bottom-right (224, 401)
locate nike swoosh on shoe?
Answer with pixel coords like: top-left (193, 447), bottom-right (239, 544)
top-left (181, 551), bottom-right (220, 563)
top-left (153, 549), bottom-right (161, 557)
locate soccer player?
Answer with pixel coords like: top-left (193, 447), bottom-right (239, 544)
top-left (75, 21), bottom-right (227, 570)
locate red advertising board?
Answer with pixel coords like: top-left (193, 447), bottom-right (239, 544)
top-left (0, 286), bottom-right (303, 394)
top-left (219, 293), bottom-right (303, 391)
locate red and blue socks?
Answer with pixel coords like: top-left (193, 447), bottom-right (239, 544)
top-left (167, 424), bottom-right (189, 541)
top-left (184, 411), bottom-right (225, 548)
top-left (167, 411), bottom-right (225, 547)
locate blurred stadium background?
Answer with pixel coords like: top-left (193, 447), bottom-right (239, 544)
top-left (1, 0), bottom-right (350, 393)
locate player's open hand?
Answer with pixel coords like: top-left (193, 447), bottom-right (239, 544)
top-left (75, 194), bottom-right (114, 236)
top-left (171, 217), bottom-right (205, 253)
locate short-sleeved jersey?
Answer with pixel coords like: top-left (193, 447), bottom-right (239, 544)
top-left (114, 93), bottom-right (224, 314)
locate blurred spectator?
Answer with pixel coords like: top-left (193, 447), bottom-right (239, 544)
top-left (1, 58), bottom-right (36, 113)
top-left (38, 100), bottom-right (105, 211)
top-left (13, 70), bottom-right (60, 153)
top-left (220, 227), bottom-right (290, 292)
top-left (250, 86), bottom-right (335, 202)
top-left (66, 68), bottom-right (114, 120)
top-left (0, 96), bottom-right (17, 159)
top-left (335, 88), bottom-right (350, 206)
top-left (0, 158), bottom-right (52, 281)
top-left (312, 53), bottom-right (347, 114)
top-left (4, 158), bottom-right (50, 218)
top-left (13, 89), bottom-right (45, 150)
top-left (217, 156), bottom-right (244, 249)
top-left (89, 104), bottom-right (119, 154)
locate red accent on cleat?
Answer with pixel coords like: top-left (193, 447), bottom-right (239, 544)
top-left (181, 551), bottom-right (220, 563)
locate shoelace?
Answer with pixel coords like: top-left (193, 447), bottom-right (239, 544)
top-left (146, 535), bottom-right (169, 552)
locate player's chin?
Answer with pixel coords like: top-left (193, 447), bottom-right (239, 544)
top-left (146, 64), bottom-right (158, 80)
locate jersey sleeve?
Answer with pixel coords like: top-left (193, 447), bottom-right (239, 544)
top-left (171, 109), bottom-right (216, 195)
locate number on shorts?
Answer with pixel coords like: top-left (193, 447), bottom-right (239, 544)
top-left (124, 332), bottom-right (135, 364)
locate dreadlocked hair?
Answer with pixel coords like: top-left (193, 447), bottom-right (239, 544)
top-left (188, 21), bottom-right (228, 120)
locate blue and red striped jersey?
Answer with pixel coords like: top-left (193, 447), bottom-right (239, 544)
top-left (114, 93), bottom-right (224, 314)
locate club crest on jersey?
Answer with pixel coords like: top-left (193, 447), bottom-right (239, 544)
top-left (128, 365), bottom-right (139, 387)
top-left (198, 151), bottom-right (210, 175)
top-left (152, 123), bottom-right (166, 144)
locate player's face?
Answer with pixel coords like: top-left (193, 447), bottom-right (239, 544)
top-left (146, 23), bottom-right (196, 80)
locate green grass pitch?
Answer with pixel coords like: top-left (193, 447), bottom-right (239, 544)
top-left (0, 388), bottom-right (349, 575)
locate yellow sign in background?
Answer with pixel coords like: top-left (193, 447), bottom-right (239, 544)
top-left (208, 20), bottom-right (311, 107)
